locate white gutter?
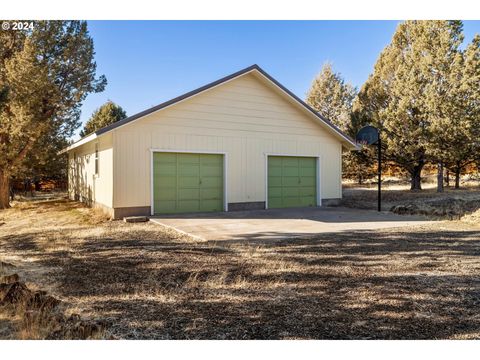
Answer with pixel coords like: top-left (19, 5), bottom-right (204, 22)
top-left (58, 132), bottom-right (97, 155)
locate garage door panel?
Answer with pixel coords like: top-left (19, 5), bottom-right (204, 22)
top-left (268, 197), bottom-right (283, 208)
top-left (178, 165), bottom-right (200, 176)
top-left (201, 165), bottom-right (222, 177)
top-left (201, 154), bottom-right (222, 164)
top-left (155, 165), bottom-right (177, 176)
top-left (300, 196), bottom-right (316, 207)
top-left (300, 177), bottom-right (316, 187)
top-left (299, 158), bottom-right (316, 167)
top-left (177, 200), bottom-right (200, 212)
top-left (155, 200), bottom-right (177, 213)
top-left (268, 156), bottom-right (317, 209)
top-left (282, 177), bottom-right (300, 186)
top-left (282, 167), bottom-right (299, 177)
top-left (282, 197), bottom-right (302, 207)
top-left (268, 187), bottom-right (282, 197)
top-left (158, 175), bottom-right (177, 186)
top-left (269, 177), bottom-right (282, 187)
top-left (178, 153), bottom-right (200, 164)
top-left (200, 187), bottom-right (222, 199)
top-left (155, 188), bottom-right (176, 201)
top-left (178, 177), bottom-right (199, 187)
top-left (153, 152), bottom-right (223, 214)
top-left (177, 188), bottom-right (200, 200)
top-left (200, 199), bottom-right (223, 212)
top-left (201, 177), bottom-right (222, 187)
top-left (268, 166), bottom-right (282, 177)
top-left (299, 167), bottom-right (316, 177)
top-left (268, 157), bottom-right (282, 167)
top-left (156, 153), bottom-right (177, 163)
top-left (299, 187), bottom-right (315, 197)
top-left (282, 157), bottom-right (299, 167)
top-left (282, 187), bottom-right (300, 197)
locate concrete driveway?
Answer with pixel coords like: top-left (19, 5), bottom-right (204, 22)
top-left (150, 207), bottom-right (434, 241)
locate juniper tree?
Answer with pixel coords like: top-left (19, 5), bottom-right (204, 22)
top-left (306, 63), bottom-right (356, 131)
top-left (410, 21), bottom-right (480, 191)
top-left (442, 34), bottom-right (480, 188)
top-left (356, 21), bottom-right (475, 190)
top-left (306, 63), bottom-right (375, 183)
top-left (80, 100), bottom-right (127, 137)
top-left (0, 21), bottom-right (106, 208)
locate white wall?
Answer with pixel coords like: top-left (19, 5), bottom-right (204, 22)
top-left (68, 133), bottom-right (113, 208)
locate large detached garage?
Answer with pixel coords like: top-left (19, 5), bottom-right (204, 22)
top-left (61, 65), bottom-right (357, 219)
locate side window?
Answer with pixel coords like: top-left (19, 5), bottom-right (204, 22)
top-left (95, 144), bottom-right (99, 175)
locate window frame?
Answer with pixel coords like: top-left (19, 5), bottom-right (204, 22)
top-left (94, 143), bottom-right (99, 175)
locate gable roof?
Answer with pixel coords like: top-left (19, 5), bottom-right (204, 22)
top-left (61, 64), bottom-right (358, 153)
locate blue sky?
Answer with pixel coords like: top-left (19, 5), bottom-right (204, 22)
top-left (77, 20), bottom-right (480, 139)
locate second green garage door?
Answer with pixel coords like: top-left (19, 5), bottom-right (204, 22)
top-left (268, 156), bottom-right (317, 209)
top-left (153, 152), bottom-right (224, 214)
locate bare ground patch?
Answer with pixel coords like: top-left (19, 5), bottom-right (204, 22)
top-left (1, 198), bottom-right (480, 339)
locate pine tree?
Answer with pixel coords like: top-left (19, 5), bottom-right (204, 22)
top-left (80, 100), bottom-right (127, 137)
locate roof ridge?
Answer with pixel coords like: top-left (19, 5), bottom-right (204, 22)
top-left (62, 64), bottom-right (357, 152)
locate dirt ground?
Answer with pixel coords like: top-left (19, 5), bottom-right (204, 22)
top-left (1, 194), bottom-right (480, 339)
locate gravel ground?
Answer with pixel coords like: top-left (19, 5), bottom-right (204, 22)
top-left (1, 196), bottom-right (479, 339)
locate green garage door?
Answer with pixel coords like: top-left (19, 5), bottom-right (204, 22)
top-left (268, 156), bottom-right (317, 209)
top-left (153, 152), bottom-right (224, 214)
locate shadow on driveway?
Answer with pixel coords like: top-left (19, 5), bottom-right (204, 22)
top-left (150, 206), bottom-right (435, 241)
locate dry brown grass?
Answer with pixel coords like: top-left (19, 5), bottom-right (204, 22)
top-left (1, 196), bottom-right (480, 339)
top-left (342, 179), bottom-right (480, 218)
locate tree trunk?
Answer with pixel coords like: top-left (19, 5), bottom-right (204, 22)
top-left (0, 169), bottom-right (10, 209)
top-left (358, 174), bottom-right (363, 185)
top-left (445, 170), bottom-right (450, 187)
top-left (410, 163), bottom-right (424, 191)
top-left (437, 162), bottom-right (444, 193)
top-left (454, 163), bottom-right (461, 189)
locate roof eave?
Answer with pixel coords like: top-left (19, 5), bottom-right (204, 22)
top-left (58, 132), bottom-right (97, 155)
top-left (59, 64), bottom-right (358, 153)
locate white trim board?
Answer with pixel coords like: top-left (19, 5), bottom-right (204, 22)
top-left (149, 148), bottom-right (228, 215)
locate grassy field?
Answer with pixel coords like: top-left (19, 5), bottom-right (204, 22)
top-left (1, 191), bottom-right (480, 339)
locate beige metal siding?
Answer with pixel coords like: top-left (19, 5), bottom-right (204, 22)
top-left (113, 72), bottom-right (343, 208)
top-left (67, 133), bottom-right (113, 208)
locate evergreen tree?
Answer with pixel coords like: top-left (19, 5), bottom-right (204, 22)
top-left (306, 63), bottom-right (356, 132)
top-left (0, 21), bottom-right (106, 208)
top-left (344, 104), bottom-right (377, 184)
top-left (13, 131), bottom-right (70, 190)
top-left (418, 21), bottom-right (480, 191)
top-left (80, 100), bottom-right (127, 137)
top-left (356, 20), bottom-right (475, 190)
top-left (306, 63), bottom-right (375, 184)
top-left (441, 34), bottom-right (480, 188)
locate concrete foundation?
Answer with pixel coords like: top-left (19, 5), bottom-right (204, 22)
top-left (228, 202), bottom-right (266, 211)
